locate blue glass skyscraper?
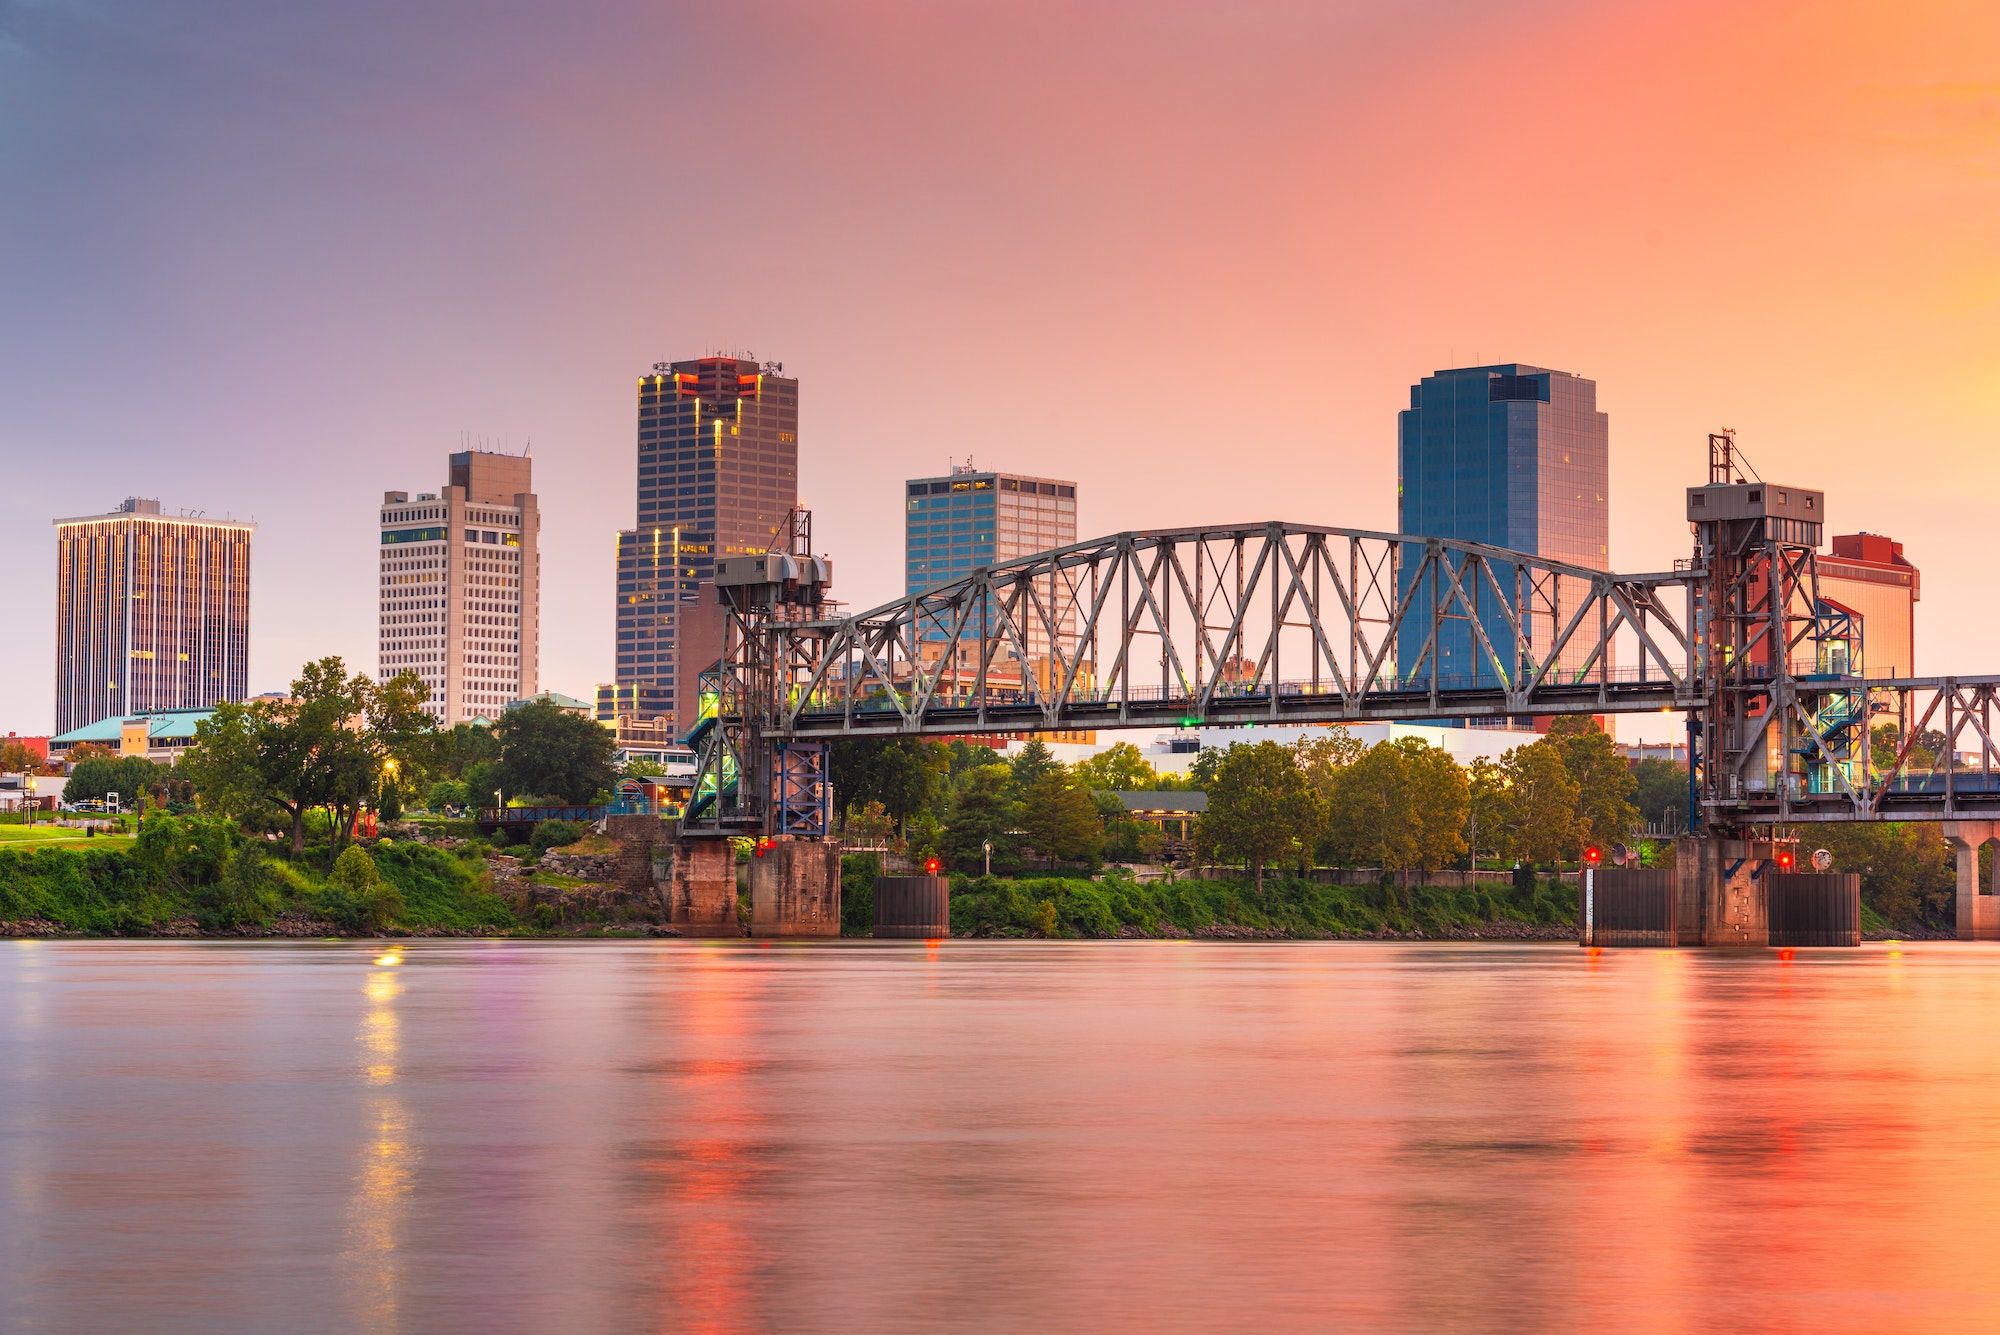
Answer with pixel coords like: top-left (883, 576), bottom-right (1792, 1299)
top-left (904, 466), bottom-right (1077, 681)
top-left (1395, 364), bottom-right (1608, 690)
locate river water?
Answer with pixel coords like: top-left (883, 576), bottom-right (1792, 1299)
top-left (7, 939), bottom-right (2000, 1332)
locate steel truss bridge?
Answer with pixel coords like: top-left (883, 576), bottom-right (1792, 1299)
top-left (686, 509), bottom-right (2000, 838)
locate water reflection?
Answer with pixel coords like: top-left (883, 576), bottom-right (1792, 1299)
top-left (342, 961), bottom-right (416, 1331)
top-left (9, 942), bottom-right (2000, 1330)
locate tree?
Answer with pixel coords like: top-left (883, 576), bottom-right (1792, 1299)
top-left (178, 702), bottom-right (267, 820)
top-left (1465, 756), bottom-right (1512, 866)
top-left (947, 740), bottom-right (1006, 783)
top-left (875, 739), bottom-right (949, 837)
top-left (1292, 728), bottom-right (1363, 797)
top-left (427, 779), bottom-right (470, 812)
top-left (941, 764), bottom-right (1016, 872)
top-left (1069, 742), bottom-right (1159, 793)
top-left (178, 658), bottom-right (435, 855)
top-left (320, 845), bottom-right (404, 932)
top-left (1187, 745), bottom-right (1226, 791)
top-left (1503, 740), bottom-right (1578, 867)
top-left (1325, 738), bottom-right (1466, 874)
top-left (1008, 738), bottom-right (1063, 794)
top-left (429, 721), bottom-right (502, 780)
top-left (1817, 823), bottom-right (1955, 929)
top-left (1017, 772), bottom-right (1103, 871)
top-left (463, 760), bottom-right (504, 811)
top-left (1633, 758), bottom-right (1689, 834)
top-left (0, 741), bottom-right (36, 775)
top-left (829, 738), bottom-right (949, 835)
top-left (65, 755), bottom-right (159, 806)
top-left (201, 844), bottom-right (282, 931)
top-left (1548, 717), bottom-right (1638, 850)
top-left (492, 698), bottom-right (616, 804)
top-left (1872, 723), bottom-right (1941, 775)
top-left (64, 741), bottom-right (114, 762)
top-left (1199, 740), bottom-right (1324, 890)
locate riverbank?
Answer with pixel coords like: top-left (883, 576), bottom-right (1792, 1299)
top-left (2, 831), bottom-right (1948, 942)
top-left (2, 833), bottom-right (1579, 940)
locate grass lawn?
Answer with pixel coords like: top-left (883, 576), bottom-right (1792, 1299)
top-left (0, 825), bottom-right (133, 847)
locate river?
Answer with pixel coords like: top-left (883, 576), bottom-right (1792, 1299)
top-left (6, 938), bottom-right (2000, 1331)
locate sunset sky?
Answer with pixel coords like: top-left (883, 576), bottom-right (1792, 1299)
top-left (2, 0), bottom-right (1996, 739)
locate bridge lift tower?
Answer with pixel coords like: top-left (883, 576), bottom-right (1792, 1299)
top-left (1677, 431), bottom-right (1867, 943)
top-left (671, 508), bottom-right (843, 937)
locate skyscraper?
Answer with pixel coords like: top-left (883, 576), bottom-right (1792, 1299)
top-left (1395, 363), bottom-right (1609, 688)
top-left (52, 498), bottom-right (253, 735)
top-left (378, 450), bottom-right (540, 724)
top-left (903, 464), bottom-right (1078, 678)
top-left (603, 356), bottom-right (799, 736)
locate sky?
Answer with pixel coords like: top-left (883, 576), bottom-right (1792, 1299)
top-left (2, 0), bottom-right (1997, 741)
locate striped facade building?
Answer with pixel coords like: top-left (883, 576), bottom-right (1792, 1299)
top-left (52, 498), bottom-right (253, 736)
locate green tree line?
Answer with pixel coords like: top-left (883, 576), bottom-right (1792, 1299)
top-left (827, 718), bottom-right (1650, 887)
top-left (160, 656), bottom-right (617, 855)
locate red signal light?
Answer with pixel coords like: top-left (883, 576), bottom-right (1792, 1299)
top-left (1777, 849), bottom-right (1795, 871)
top-left (924, 857), bottom-right (941, 875)
top-left (1583, 846), bottom-right (1602, 867)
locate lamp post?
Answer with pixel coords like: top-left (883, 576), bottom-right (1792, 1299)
top-left (983, 839), bottom-right (992, 877)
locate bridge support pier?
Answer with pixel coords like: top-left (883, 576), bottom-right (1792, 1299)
top-left (1943, 822), bottom-right (2000, 941)
top-left (749, 838), bottom-right (842, 937)
top-left (1674, 836), bottom-right (1777, 947)
top-left (1578, 838), bottom-right (1858, 948)
top-left (670, 838), bottom-right (743, 937)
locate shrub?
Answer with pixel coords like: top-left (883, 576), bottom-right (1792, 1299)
top-left (840, 854), bottom-right (879, 935)
top-left (530, 820), bottom-right (588, 858)
top-left (131, 814), bottom-right (236, 895)
top-left (194, 847), bottom-right (282, 931)
top-left (315, 846), bottom-right (404, 932)
top-left (370, 842), bottom-right (515, 931)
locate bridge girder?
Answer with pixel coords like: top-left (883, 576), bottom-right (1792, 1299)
top-left (775, 522), bottom-right (1698, 735)
top-left (681, 519), bottom-right (2000, 835)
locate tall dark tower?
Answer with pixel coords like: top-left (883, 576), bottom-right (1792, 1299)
top-left (1395, 363), bottom-right (1609, 690)
top-left (603, 356), bottom-right (799, 737)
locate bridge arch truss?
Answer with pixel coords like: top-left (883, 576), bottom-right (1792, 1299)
top-left (769, 522), bottom-right (1700, 737)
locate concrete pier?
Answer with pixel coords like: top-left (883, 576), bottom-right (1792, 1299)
top-left (748, 838), bottom-right (842, 937)
top-left (1675, 835), bottom-right (1777, 947)
top-left (1943, 821), bottom-right (2000, 941)
top-left (669, 837), bottom-right (742, 936)
top-left (1571, 837), bottom-right (1860, 948)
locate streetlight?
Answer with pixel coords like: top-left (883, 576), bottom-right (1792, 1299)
top-left (983, 839), bottom-right (992, 877)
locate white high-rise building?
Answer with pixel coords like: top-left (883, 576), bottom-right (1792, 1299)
top-left (379, 451), bottom-right (540, 723)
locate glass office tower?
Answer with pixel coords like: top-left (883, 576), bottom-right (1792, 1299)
top-left (904, 466), bottom-right (1077, 685)
top-left (1395, 364), bottom-right (1609, 690)
top-left (605, 356), bottom-right (799, 737)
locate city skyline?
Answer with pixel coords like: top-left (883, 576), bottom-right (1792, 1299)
top-left (5, 0), bottom-right (1995, 738)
